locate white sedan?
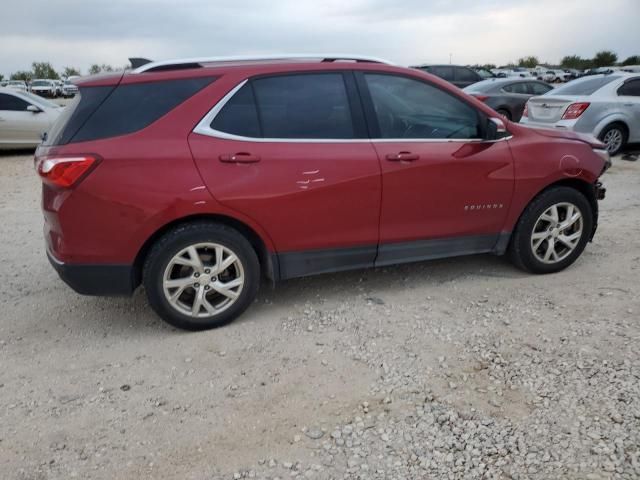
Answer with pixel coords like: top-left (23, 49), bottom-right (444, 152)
top-left (0, 87), bottom-right (63, 149)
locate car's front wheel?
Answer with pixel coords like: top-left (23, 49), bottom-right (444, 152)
top-left (143, 222), bottom-right (260, 330)
top-left (509, 186), bottom-right (593, 274)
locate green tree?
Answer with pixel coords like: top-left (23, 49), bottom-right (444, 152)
top-left (32, 61), bottom-right (59, 79)
top-left (481, 63), bottom-right (496, 70)
top-left (560, 55), bottom-right (587, 69)
top-left (63, 66), bottom-right (81, 77)
top-left (593, 50), bottom-right (618, 68)
top-left (88, 64), bottom-right (101, 75)
top-left (100, 64), bottom-right (114, 72)
top-left (10, 70), bottom-right (31, 81)
top-left (621, 55), bottom-right (640, 66)
top-left (517, 56), bottom-right (539, 68)
top-left (0, 74), bottom-right (4, 82)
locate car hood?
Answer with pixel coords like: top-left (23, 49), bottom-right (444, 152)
top-left (526, 125), bottom-right (605, 149)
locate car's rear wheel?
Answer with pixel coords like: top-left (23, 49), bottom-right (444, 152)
top-left (509, 186), bottom-right (593, 274)
top-left (143, 222), bottom-right (260, 330)
top-left (599, 123), bottom-right (628, 156)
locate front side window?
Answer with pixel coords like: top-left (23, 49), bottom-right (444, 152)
top-left (0, 93), bottom-right (29, 111)
top-left (429, 66), bottom-right (454, 80)
top-left (364, 73), bottom-right (481, 139)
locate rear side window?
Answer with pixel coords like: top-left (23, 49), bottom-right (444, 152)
top-left (529, 82), bottom-right (552, 95)
top-left (618, 79), bottom-right (640, 96)
top-left (455, 68), bottom-right (479, 82)
top-left (252, 74), bottom-right (354, 139)
top-left (72, 77), bottom-right (215, 143)
top-left (364, 73), bottom-right (481, 139)
top-left (210, 83), bottom-right (261, 137)
top-left (429, 66), bottom-right (454, 81)
top-left (44, 86), bottom-right (115, 145)
top-left (0, 93), bottom-right (29, 111)
top-left (502, 82), bottom-right (528, 94)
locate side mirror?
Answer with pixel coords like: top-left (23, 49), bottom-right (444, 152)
top-left (27, 105), bottom-right (42, 113)
top-left (486, 117), bottom-right (508, 140)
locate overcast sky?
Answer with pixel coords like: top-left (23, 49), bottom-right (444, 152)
top-left (2, 0), bottom-right (639, 76)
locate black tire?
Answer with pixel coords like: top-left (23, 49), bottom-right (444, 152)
top-left (143, 222), bottom-right (260, 330)
top-left (598, 123), bottom-right (628, 156)
top-left (496, 109), bottom-right (512, 121)
top-left (509, 186), bottom-right (593, 274)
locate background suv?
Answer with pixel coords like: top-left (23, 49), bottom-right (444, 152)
top-left (31, 79), bottom-right (57, 97)
top-left (36, 54), bottom-right (610, 330)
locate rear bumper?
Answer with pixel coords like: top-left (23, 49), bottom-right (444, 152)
top-left (47, 251), bottom-right (135, 296)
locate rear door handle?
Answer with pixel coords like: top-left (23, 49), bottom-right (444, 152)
top-left (219, 153), bottom-right (261, 164)
top-left (386, 152), bottom-right (419, 162)
top-left (623, 103), bottom-right (634, 107)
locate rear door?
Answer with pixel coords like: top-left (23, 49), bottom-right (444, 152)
top-left (189, 72), bottom-right (382, 278)
top-left (356, 71), bottom-right (514, 265)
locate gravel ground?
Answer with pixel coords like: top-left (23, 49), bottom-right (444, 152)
top-left (1, 147), bottom-right (639, 480)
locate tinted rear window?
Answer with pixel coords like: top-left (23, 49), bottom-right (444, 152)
top-left (72, 77), bottom-right (215, 143)
top-left (252, 74), bottom-right (354, 139)
top-left (210, 83), bottom-right (261, 137)
top-left (44, 86), bottom-right (115, 145)
top-left (549, 76), bottom-right (620, 96)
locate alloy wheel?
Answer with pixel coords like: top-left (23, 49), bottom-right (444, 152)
top-left (530, 202), bottom-right (583, 264)
top-left (162, 242), bottom-right (244, 318)
top-left (602, 128), bottom-right (623, 154)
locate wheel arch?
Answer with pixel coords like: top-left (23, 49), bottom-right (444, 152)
top-left (595, 117), bottom-right (630, 140)
top-left (502, 177), bottom-right (598, 254)
top-left (132, 214), bottom-right (278, 288)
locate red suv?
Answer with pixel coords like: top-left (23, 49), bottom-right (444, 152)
top-left (36, 55), bottom-right (610, 330)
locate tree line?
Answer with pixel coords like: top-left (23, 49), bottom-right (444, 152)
top-left (478, 51), bottom-right (640, 71)
top-left (1, 62), bottom-right (126, 82)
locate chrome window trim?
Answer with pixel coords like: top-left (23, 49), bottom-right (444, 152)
top-left (192, 79), bottom-right (513, 144)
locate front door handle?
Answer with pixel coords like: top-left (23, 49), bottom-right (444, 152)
top-left (219, 153), bottom-right (261, 164)
top-left (386, 152), bottom-right (419, 162)
top-left (623, 103), bottom-right (634, 107)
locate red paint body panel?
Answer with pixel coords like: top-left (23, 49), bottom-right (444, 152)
top-left (372, 140), bottom-right (514, 243)
top-left (36, 60), bottom-right (608, 281)
top-left (189, 135), bottom-right (381, 252)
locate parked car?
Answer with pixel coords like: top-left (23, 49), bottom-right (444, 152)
top-left (521, 73), bottom-right (640, 155)
top-left (0, 87), bottom-right (63, 149)
top-left (542, 70), bottom-right (568, 83)
top-left (31, 79), bottom-right (58, 98)
top-left (62, 78), bottom-right (79, 98)
top-left (411, 64), bottom-right (482, 88)
top-left (36, 54), bottom-right (610, 330)
top-left (5, 80), bottom-right (28, 92)
top-left (464, 78), bottom-right (553, 121)
top-left (563, 69), bottom-right (582, 81)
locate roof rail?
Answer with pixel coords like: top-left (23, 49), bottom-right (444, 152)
top-left (132, 54), bottom-right (394, 73)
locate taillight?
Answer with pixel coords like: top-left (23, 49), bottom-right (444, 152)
top-left (522, 103), bottom-right (528, 118)
top-left (562, 102), bottom-right (590, 120)
top-left (36, 155), bottom-right (99, 188)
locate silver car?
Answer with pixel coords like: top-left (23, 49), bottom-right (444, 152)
top-left (520, 73), bottom-right (640, 155)
top-left (0, 87), bottom-right (63, 149)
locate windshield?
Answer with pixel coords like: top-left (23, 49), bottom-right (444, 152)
top-left (549, 75), bottom-right (620, 96)
top-left (32, 80), bottom-right (50, 86)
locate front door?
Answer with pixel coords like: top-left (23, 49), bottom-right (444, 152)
top-left (357, 72), bottom-right (515, 265)
top-left (0, 93), bottom-right (48, 145)
top-left (189, 72), bottom-right (382, 278)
